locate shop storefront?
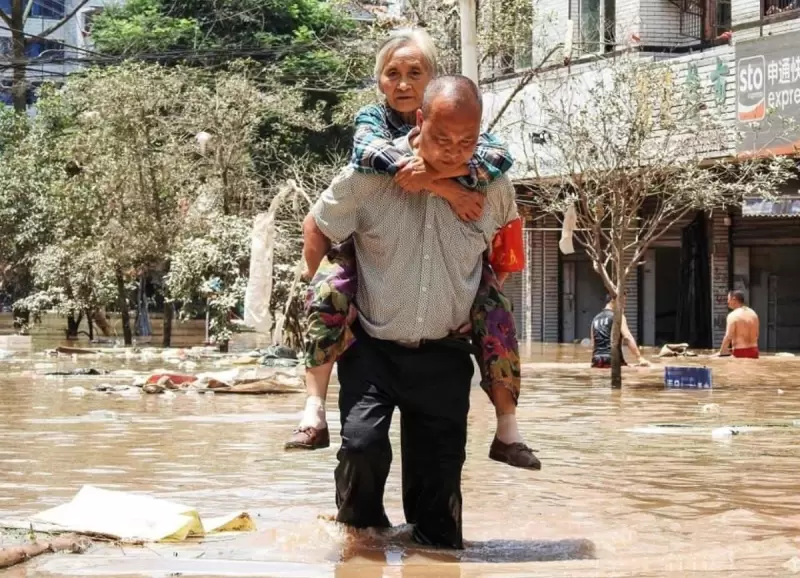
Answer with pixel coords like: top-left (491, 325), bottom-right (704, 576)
top-left (730, 194), bottom-right (800, 351)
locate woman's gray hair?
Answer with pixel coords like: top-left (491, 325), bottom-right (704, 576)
top-left (373, 28), bottom-right (439, 83)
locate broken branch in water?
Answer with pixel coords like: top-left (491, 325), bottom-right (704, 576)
top-left (0, 533), bottom-right (91, 569)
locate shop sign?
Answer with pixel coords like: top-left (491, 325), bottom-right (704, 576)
top-left (736, 34), bottom-right (800, 155)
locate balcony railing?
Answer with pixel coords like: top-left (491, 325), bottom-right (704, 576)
top-left (763, 0), bottom-right (799, 17)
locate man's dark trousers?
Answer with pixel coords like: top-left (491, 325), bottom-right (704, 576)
top-left (334, 323), bottom-right (474, 549)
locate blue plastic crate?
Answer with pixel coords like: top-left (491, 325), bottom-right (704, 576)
top-left (664, 366), bottom-right (713, 389)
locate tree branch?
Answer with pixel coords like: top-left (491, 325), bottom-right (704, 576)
top-left (22, 0), bottom-right (33, 24)
top-left (486, 43), bottom-right (563, 132)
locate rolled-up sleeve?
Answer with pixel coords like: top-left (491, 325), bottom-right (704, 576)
top-left (311, 166), bottom-right (364, 244)
top-left (486, 174), bottom-right (519, 228)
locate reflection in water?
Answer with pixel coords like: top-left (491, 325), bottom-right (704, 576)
top-left (1, 316), bottom-right (799, 576)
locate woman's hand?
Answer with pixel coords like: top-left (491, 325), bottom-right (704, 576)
top-left (394, 157), bottom-right (436, 193)
top-left (393, 157), bottom-right (483, 221)
top-left (428, 181), bottom-right (485, 222)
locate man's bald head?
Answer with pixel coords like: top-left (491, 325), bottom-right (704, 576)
top-left (414, 75), bottom-right (483, 175)
top-left (421, 75), bottom-right (483, 118)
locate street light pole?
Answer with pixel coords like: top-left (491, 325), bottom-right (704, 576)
top-left (459, 0), bottom-right (478, 84)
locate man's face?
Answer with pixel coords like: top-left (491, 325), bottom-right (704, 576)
top-left (414, 99), bottom-right (481, 174)
top-left (727, 293), bottom-right (737, 309)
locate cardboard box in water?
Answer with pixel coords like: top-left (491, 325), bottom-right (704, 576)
top-left (664, 366), bottom-right (712, 389)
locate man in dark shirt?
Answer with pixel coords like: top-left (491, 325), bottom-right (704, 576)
top-left (590, 294), bottom-right (648, 368)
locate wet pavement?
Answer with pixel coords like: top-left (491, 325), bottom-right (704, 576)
top-left (1, 316), bottom-right (800, 577)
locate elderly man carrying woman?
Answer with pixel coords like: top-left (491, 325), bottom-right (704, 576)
top-left (287, 28), bottom-right (540, 471)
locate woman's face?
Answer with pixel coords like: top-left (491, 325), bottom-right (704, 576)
top-left (378, 44), bottom-right (433, 115)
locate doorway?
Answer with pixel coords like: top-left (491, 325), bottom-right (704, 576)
top-left (655, 247), bottom-right (681, 344)
top-left (750, 246), bottom-right (800, 351)
top-left (562, 257), bottom-right (607, 342)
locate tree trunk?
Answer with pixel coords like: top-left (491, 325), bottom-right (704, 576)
top-left (115, 268), bottom-right (133, 346)
top-left (85, 309), bottom-right (94, 341)
top-left (92, 309), bottom-right (112, 336)
top-left (10, 0), bottom-right (27, 113)
top-left (162, 263), bottom-right (172, 348)
top-left (163, 301), bottom-right (173, 348)
top-left (65, 312), bottom-right (80, 340)
top-left (610, 294), bottom-right (624, 388)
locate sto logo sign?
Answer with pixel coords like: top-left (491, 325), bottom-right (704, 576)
top-left (737, 55), bottom-right (766, 122)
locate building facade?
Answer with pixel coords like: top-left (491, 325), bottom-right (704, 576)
top-left (485, 0), bottom-right (800, 351)
top-left (1, 0), bottom-right (114, 107)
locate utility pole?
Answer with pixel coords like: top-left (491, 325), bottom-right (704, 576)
top-left (459, 0), bottom-right (478, 84)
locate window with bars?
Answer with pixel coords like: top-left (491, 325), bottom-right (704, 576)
top-left (574, 0), bottom-right (615, 55)
top-left (478, 0), bottom-right (534, 76)
top-left (0, 0), bottom-right (65, 18)
top-left (715, 0), bottom-right (732, 34)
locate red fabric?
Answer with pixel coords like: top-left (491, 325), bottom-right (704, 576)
top-left (591, 356), bottom-right (628, 369)
top-left (145, 373), bottom-right (197, 385)
top-left (490, 217), bottom-right (525, 273)
top-left (732, 347), bottom-right (759, 359)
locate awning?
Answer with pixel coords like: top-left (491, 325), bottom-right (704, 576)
top-left (741, 196), bottom-right (800, 217)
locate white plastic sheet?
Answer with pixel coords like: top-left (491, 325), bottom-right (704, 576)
top-left (559, 203), bottom-right (577, 255)
top-left (243, 180), bottom-right (301, 337)
top-left (23, 485), bottom-right (255, 543)
top-left (243, 211), bottom-right (275, 335)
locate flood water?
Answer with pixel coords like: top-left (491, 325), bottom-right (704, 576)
top-left (1, 315), bottom-right (799, 577)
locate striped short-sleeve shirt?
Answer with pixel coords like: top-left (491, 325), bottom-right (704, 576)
top-left (312, 140), bottom-right (518, 344)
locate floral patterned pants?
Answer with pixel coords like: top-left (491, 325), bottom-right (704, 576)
top-left (304, 239), bottom-right (521, 403)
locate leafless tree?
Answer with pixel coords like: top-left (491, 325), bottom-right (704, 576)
top-left (494, 53), bottom-right (793, 386)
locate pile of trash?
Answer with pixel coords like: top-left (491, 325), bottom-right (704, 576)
top-left (657, 343), bottom-right (698, 358)
top-left (138, 368), bottom-right (302, 395)
top-left (46, 344), bottom-right (300, 368)
top-left (59, 366), bottom-right (303, 397)
top-left (45, 345), bottom-right (305, 397)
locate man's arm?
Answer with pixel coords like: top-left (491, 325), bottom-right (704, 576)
top-left (621, 315), bottom-right (647, 365)
top-left (302, 214), bottom-right (331, 280)
top-left (718, 313), bottom-right (735, 356)
top-left (301, 167), bottom-right (364, 279)
top-left (485, 175), bottom-right (521, 284)
top-left (485, 174), bottom-right (519, 228)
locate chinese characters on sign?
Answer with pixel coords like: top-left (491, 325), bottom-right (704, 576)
top-left (686, 62), bottom-right (700, 99)
top-left (710, 57), bottom-right (730, 106)
top-left (765, 56), bottom-right (800, 87)
top-left (736, 34), bottom-right (800, 153)
top-left (683, 58), bottom-right (729, 107)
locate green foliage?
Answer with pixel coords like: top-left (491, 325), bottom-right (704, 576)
top-left (91, 0), bottom-right (370, 88)
top-left (90, 0), bottom-right (200, 55)
top-left (166, 215), bottom-right (252, 342)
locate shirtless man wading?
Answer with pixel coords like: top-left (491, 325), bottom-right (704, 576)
top-left (717, 289), bottom-right (760, 359)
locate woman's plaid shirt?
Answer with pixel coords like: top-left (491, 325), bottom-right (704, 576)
top-left (349, 103), bottom-right (514, 189)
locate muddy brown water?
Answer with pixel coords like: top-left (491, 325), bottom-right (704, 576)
top-left (1, 315), bottom-right (799, 577)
